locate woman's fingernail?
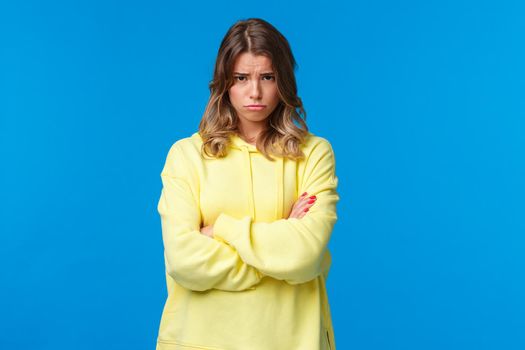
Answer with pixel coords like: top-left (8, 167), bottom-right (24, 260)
top-left (307, 199), bottom-right (315, 204)
top-left (309, 196), bottom-right (316, 199)
top-left (301, 192), bottom-right (307, 197)
top-left (304, 208), bottom-right (309, 212)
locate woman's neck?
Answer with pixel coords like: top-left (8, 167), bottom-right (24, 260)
top-left (237, 122), bottom-right (266, 145)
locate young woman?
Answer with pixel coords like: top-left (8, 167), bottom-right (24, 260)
top-left (156, 18), bottom-right (339, 350)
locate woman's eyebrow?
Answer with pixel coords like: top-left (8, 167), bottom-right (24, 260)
top-left (233, 71), bottom-right (275, 75)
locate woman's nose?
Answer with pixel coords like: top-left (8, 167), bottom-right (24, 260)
top-left (250, 81), bottom-right (262, 99)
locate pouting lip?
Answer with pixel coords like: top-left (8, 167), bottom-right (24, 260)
top-left (245, 105), bottom-right (266, 107)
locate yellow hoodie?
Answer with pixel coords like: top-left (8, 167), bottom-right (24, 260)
top-left (156, 131), bottom-right (339, 350)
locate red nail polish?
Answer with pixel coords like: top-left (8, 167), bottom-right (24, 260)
top-left (303, 208), bottom-right (309, 212)
top-left (308, 199), bottom-right (315, 204)
top-left (309, 196), bottom-right (316, 199)
top-left (301, 192), bottom-right (307, 197)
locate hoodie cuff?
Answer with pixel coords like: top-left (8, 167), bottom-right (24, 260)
top-left (213, 213), bottom-right (249, 246)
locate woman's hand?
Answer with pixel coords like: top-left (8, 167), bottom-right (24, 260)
top-left (287, 192), bottom-right (317, 219)
top-left (200, 224), bottom-right (214, 238)
top-left (201, 192), bottom-right (316, 236)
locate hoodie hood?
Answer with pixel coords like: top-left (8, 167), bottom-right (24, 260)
top-left (229, 133), bottom-right (284, 221)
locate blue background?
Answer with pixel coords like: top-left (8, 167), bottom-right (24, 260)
top-left (1, 1), bottom-right (524, 349)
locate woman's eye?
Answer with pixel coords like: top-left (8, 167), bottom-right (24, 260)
top-left (234, 75), bottom-right (274, 82)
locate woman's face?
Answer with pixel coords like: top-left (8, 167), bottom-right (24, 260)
top-left (228, 52), bottom-right (280, 125)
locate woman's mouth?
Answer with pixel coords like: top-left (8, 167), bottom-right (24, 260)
top-left (245, 105), bottom-right (266, 111)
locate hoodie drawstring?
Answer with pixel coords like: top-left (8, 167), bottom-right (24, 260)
top-left (275, 156), bottom-right (284, 219)
top-left (238, 140), bottom-right (285, 220)
top-left (241, 146), bottom-right (256, 220)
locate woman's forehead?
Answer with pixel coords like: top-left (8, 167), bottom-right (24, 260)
top-left (233, 52), bottom-right (273, 71)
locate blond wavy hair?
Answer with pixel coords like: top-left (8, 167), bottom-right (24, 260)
top-left (198, 18), bottom-right (309, 161)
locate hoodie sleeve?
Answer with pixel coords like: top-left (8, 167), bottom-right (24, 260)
top-left (157, 142), bottom-right (264, 292)
top-left (213, 138), bottom-right (339, 285)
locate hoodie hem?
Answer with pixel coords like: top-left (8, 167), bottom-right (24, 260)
top-left (157, 339), bottom-right (226, 350)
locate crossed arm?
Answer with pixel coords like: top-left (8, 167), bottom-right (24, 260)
top-left (158, 139), bottom-right (339, 292)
